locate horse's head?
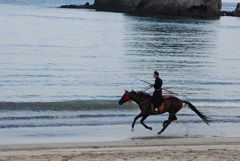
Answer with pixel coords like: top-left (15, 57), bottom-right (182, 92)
top-left (119, 90), bottom-right (132, 105)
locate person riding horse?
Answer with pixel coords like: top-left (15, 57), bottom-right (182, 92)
top-left (118, 90), bottom-right (210, 134)
top-left (119, 72), bottom-right (210, 134)
top-left (151, 71), bottom-right (164, 112)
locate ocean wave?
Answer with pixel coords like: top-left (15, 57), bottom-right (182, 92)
top-left (0, 101), bottom-right (127, 111)
top-left (0, 114), bottom-right (132, 120)
top-left (0, 99), bottom-right (239, 111)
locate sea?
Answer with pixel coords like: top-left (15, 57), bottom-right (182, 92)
top-left (0, 0), bottom-right (240, 145)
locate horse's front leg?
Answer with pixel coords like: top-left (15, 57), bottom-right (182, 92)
top-left (132, 113), bottom-right (143, 131)
top-left (140, 115), bottom-right (152, 130)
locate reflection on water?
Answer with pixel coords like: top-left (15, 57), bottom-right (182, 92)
top-left (123, 14), bottom-right (217, 66)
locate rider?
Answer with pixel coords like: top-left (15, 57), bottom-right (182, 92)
top-left (151, 71), bottom-right (164, 112)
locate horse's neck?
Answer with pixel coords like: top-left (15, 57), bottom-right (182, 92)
top-left (130, 94), bottom-right (150, 105)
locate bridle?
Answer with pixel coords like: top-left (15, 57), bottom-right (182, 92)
top-left (124, 91), bottom-right (152, 105)
top-left (124, 91), bottom-right (132, 103)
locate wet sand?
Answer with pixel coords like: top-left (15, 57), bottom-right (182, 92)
top-left (0, 137), bottom-right (240, 161)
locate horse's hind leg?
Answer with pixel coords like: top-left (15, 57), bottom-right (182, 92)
top-left (158, 113), bottom-right (176, 135)
top-left (163, 114), bottom-right (177, 127)
top-left (140, 115), bottom-right (152, 130)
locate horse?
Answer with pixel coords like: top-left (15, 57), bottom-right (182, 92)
top-left (118, 90), bottom-right (210, 135)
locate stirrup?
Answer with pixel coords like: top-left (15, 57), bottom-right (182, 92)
top-left (153, 108), bottom-right (158, 113)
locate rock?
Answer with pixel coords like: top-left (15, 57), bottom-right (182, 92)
top-left (85, 2), bottom-right (90, 6)
top-left (220, 11), bottom-right (233, 16)
top-left (233, 3), bottom-right (240, 17)
top-left (60, 2), bottom-right (96, 9)
top-left (93, 0), bottom-right (222, 16)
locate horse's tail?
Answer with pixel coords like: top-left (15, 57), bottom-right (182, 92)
top-left (183, 101), bottom-right (211, 125)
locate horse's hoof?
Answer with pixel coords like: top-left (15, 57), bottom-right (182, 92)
top-left (149, 127), bottom-right (152, 130)
top-left (157, 131), bottom-right (162, 135)
top-left (131, 128), bottom-right (135, 132)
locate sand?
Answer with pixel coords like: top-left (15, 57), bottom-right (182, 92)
top-left (0, 137), bottom-right (240, 161)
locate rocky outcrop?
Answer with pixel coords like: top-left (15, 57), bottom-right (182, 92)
top-left (220, 2), bottom-right (240, 17)
top-left (233, 3), bottom-right (240, 17)
top-left (61, 0), bottom-right (222, 17)
top-left (94, 0), bottom-right (222, 16)
top-left (61, 2), bottom-right (94, 9)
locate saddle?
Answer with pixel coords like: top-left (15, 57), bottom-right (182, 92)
top-left (151, 95), bottom-right (182, 113)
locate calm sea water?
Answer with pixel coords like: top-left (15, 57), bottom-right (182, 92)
top-left (0, 0), bottom-right (240, 144)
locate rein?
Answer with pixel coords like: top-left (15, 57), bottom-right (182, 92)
top-left (138, 98), bottom-right (152, 105)
top-left (124, 92), bottom-right (152, 105)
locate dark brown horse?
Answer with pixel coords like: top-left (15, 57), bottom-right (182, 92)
top-left (118, 90), bottom-right (210, 135)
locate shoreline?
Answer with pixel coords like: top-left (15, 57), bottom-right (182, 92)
top-left (1, 137), bottom-right (240, 160)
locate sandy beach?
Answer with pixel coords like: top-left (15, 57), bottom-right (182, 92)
top-left (0, 137), bottom-right (240, 161)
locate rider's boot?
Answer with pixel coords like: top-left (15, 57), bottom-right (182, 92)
top-left (153, 105), bottom-right (159, 113)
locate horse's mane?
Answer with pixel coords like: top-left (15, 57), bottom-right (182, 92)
top-left (131, 90), bottom-right (152, 97)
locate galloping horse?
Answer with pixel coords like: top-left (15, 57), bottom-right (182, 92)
top-left (118, 90), bottom-right (210, 135)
